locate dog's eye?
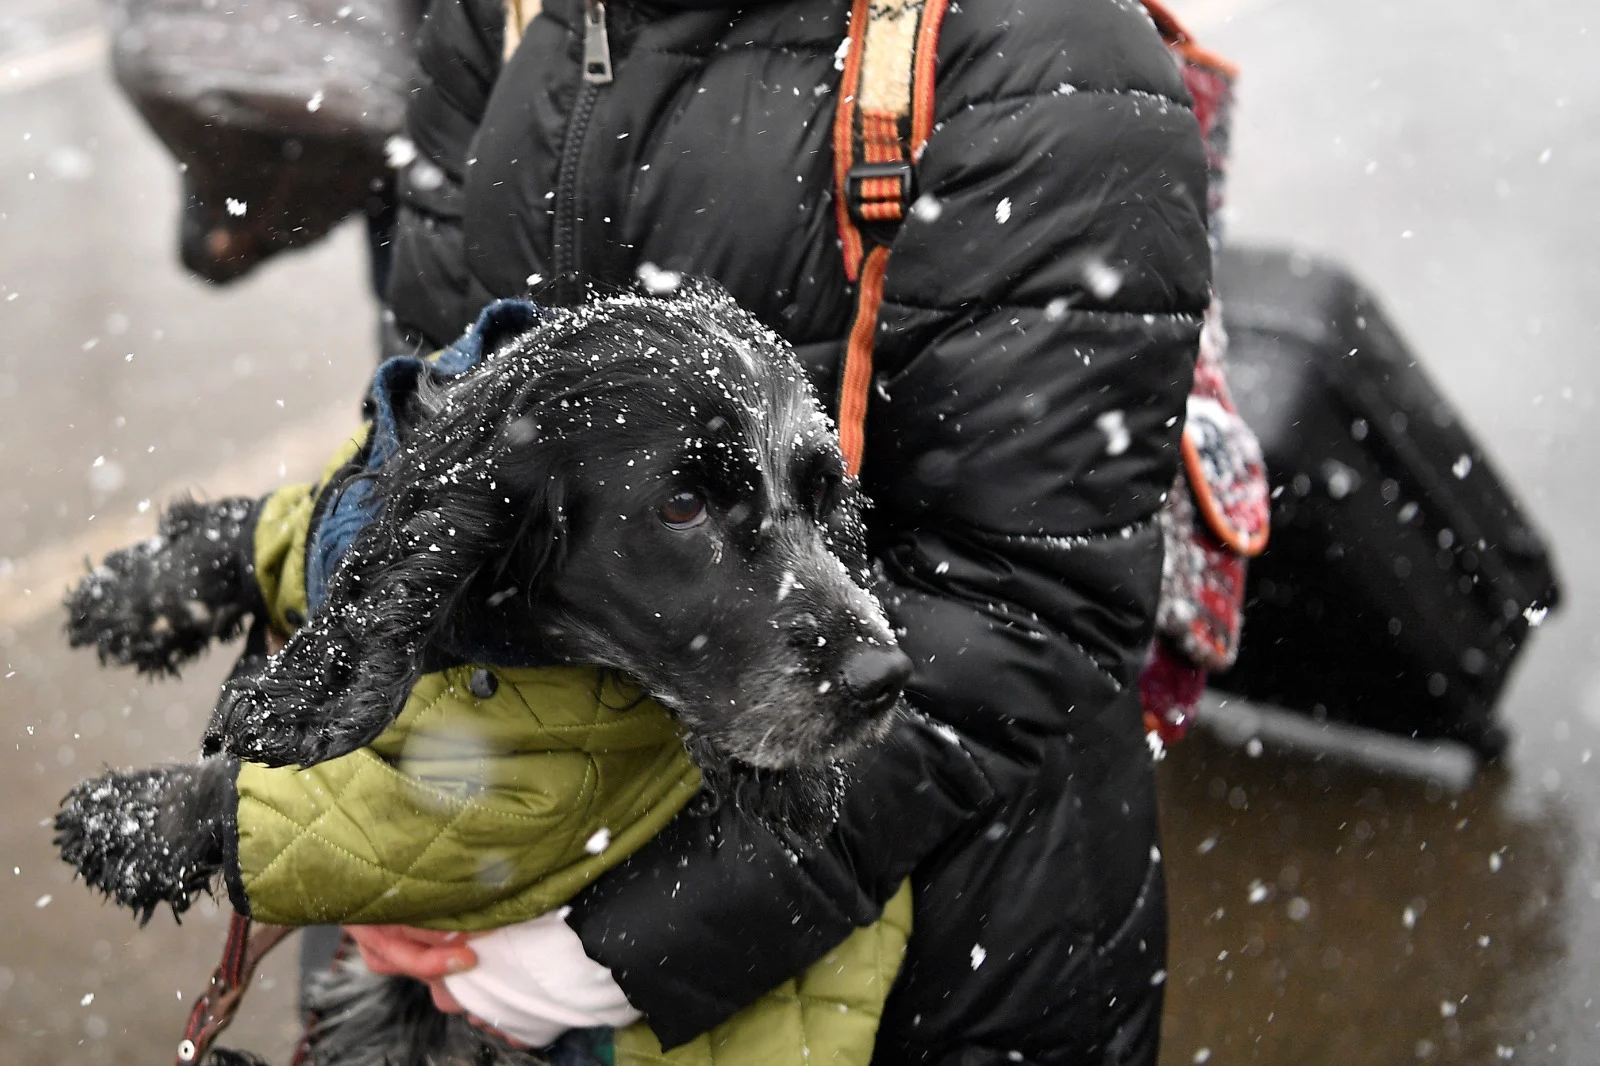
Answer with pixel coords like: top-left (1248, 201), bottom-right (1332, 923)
top-left (812, 475), bottom-right (843, 520)
top-left (659, 490), bottom-right (709, 531)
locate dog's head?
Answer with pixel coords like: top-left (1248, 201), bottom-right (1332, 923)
top-left (220, 280), bottom-right (908, 781)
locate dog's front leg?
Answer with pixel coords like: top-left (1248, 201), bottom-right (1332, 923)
top-left (54, 756), bottom-right (238, 923)
top-left (65, 497), bottom-right (264, 675)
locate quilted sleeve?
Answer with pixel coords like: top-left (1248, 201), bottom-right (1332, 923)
top-left (251, 483), bottom-right (316, 635)
top-left (612, 881), bottom-right (913, 1066)
top-left (229, 667), bottom-right (701, 931)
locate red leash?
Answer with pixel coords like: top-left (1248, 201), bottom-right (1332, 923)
top-left (175, 913), bottom-right (295, 1065)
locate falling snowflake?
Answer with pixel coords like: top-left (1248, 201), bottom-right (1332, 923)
top-left (910, 193), bottom-right (943, 223)
top-left (1081, 256), bottom-right (1123, 300)
top-left (306, 90), bottom-right (324, 113)
top-left (89, 458), bottom-right (125, 494)
top-left (225, 198), bottom-right (247, 217)
top-left (410, 159), bottom-right (445, 192)
top-left (1247, 880), bottom-right (1269, 904)
top-left (584, 828), bottom-right (612, 855)
top-left (969, 944), bottom-right (987, 970)
top-left (384, 135), bottom-right (418, 169)
top-left (1452, 454), bottom-right (1473, 479)
top-left (1523, 604), bottom-right (1549, 627)
top-left (637, 262), bottom-right (682, 296)
top-left (994, 198), bottom-right (1012, 224)
top-left (833, 36), bottom-right (852, 72)
top-left (1096, 410), bottom-right (1130, 456)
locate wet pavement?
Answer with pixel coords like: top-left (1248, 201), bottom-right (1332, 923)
top-left (0, 0), bottom-right (1596, 1063)
top-left (1157, 0), bottom-right (1600, 1062)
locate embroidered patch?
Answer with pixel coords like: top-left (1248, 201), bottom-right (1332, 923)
top-left (1182, 394), bottom-right (1270, 558)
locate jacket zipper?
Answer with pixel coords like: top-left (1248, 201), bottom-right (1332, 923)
top-left (582, 0), bottom-right (614, 84)
top-left (551, 0), bottom-right (613, 301)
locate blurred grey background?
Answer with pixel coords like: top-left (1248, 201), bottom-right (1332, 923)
top-left (0, 0), bottom-right (1596, 1062)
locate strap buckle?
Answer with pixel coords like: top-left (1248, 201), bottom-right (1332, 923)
top-left (845, 161), bottom-right (916, 232)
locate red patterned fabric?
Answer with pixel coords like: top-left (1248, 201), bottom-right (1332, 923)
top-left (1141, 640), bottom-right (1208, 745)
top-left (1155, 309), bottom-right (1266, 674)
top-left (1137, 15), bottom-right (1270, 740)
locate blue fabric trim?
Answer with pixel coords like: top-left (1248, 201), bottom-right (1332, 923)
top-left (304, 299), bottom-right (546, 616)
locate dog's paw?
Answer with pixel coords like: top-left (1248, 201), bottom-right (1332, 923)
top-left (63, 550), bottom-right (220, 674)
top-left (64, 497), bottom-right (260, 675)
top-left (55, 763), bottom-right (229, 923)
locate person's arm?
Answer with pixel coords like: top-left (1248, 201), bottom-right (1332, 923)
top-left (561, 0), bottom-right (1211, 1047)
top-left (385, 0), bottom-right (507, 348)
top-left (561, 711), bottom-right (995, 1045)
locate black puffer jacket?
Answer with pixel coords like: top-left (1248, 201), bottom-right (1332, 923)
top-left (386, 1), bottom-right (1210, 1063)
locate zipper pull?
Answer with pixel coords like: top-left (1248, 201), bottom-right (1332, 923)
top-left (582, 0), bottom-right (613, 85)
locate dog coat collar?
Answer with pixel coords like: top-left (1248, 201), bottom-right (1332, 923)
top-left (304, 299), bottom-right (548, 629)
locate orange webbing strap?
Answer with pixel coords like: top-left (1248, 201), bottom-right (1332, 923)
top-left (832, 0), bottom-right (948, 475)
top-left (503, 0), bottom-right (543, 60)
top-left (830, 0), bottom-right (1230, 477)
top-left (837, 246), bottom-right (891, 473)
top-left (1139, 0), bottom-right (1240, 78)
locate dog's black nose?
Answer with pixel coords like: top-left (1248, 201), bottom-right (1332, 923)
top-left (839, 646), bottom-right (912, 712)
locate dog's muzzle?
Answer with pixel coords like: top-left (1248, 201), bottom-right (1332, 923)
top-left (838, 645), bottom-right (912, 718)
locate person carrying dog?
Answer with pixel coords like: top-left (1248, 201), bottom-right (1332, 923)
top-left (57, 284), bottom-right (932, 1065)
top-left (352, 1), bottom-right (1223, 1064)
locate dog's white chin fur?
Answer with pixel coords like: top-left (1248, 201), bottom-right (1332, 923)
top-left (723, 704), bottom-right (899, 771)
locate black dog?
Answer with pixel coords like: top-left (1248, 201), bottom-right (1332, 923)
top-left (56, 282), bottom-right (913, 1063)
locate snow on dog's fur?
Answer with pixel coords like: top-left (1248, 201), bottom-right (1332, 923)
top-left (55, 281), bottom-right (912, 1065)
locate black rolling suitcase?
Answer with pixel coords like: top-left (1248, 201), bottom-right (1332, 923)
top-left (1211, 246), bottom-right (1561, 756)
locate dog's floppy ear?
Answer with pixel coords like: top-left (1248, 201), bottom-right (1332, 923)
top-left (210, 356), bottom-right (569, 769)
